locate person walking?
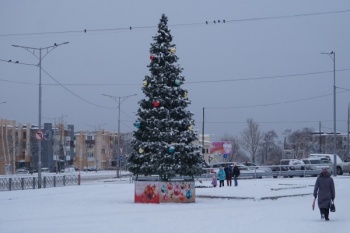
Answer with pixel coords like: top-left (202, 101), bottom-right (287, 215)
top-left (232, 164), bottom-right (240, 186)
top-left (313, 168), bottom-right (335, 221)
top-left (217, 167), bottom-right (226, 187)
top-left (224, 165), bottom-right (233, 186)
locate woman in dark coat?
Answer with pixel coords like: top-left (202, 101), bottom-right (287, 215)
top-left (232, 164), bottom-right (240, 186)
top-left (313, 168), bottom-right (335, 221)
top-left (224, 165), bottom-right (233, 186)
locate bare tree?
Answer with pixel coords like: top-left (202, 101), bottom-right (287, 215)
top-left (287, 127), bottom-right (313, 158)
top-left (240, 118), bottom-right (263, 163)
top-left (258, 130), bottom-right (278, 165)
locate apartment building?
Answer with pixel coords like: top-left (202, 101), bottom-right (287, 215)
top-left (73, 130), bottom-right (132, 171)
top-left (0, 118), bottom-right (75, 174)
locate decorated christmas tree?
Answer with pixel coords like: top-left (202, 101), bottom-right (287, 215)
top-left (127, 14), bottom-right (204, 181)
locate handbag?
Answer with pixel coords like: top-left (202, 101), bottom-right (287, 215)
top-left (330, 200), bottom-right (336, 212)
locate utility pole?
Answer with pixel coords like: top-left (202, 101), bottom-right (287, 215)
top-left (102, 93), bottom-right (137, 178)
top-left (347, 103), bottom-right (350, 155)
top-left (321, 51), bottom-right (336, 176)
top-left (202, 108), bottom-right (205, 149)
top-left (12, 42), bottom-right (69, 187)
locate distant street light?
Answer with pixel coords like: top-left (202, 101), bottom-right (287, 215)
top-left (321, 51), bottom-right (336, 176)
top-left (102, 93), bottom-right (137, 178)
top-left (12, 42), bottom-right (69, 187)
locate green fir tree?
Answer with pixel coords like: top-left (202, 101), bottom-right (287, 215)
top-left (127, 14), bottom-right (204, 181)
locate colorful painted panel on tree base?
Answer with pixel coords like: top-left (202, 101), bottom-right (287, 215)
top-left (135, 181), bottom-right (195, 203)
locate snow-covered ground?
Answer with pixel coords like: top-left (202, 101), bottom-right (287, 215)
top-left (1, 172), bottom-right (349, 233)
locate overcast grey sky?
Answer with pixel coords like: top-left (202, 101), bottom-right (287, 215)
top-left (1, 0), bottom-right (350, 141)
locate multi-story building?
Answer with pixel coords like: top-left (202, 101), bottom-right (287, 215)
top-left (1, 117), bottom-right (207, 174)
top-left (0, 119), bottom-right (17, 175)
top-left (311, 132), bottom-right (349, 157)
top-left (0, 118), bottom-right (75, 174)
top-left (73, 130), bottom-right (132, 171)
top-left (197, 134), bottom-right (211, 164)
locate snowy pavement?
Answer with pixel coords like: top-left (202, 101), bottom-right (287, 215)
top-left (1, 173), bottom-right (350, 233)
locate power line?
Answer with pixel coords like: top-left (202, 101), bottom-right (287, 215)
top-left (0, 78), bottom-right (35, 85)
top-left (224, 9), bottom-right (350, 23)
top-left (2, 67), bottom-right (349, 86)
top-left (0, 9), bottom-right (349, 38)
top-left (201, 119), bottom-right (337, 124)
top-left (187, 69), bottom-right (350, 85)
top-left (41, 68), bottom-right (115, 109)
top-left (0, 58), bottom-right (36, 66)
top-left (2, 62), bottom-right (350, 112)
top-left (205, 90), bottom-right (349, 110)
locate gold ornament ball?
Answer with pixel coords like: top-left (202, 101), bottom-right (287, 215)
top-left (139, 148), bottom-right (144, 154)
top-left (170, 47), bottom-right (176, 54)
top-left (143, 80), bottom-right (148, 86)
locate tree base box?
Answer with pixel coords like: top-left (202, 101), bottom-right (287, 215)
top-left (134, 180), bottom-right (195, 203)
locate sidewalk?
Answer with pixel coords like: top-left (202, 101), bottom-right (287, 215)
top-left (195, 177), bottom-right (316, 201)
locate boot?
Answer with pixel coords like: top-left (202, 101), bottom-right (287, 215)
top-left (320, 209), bottom-right (325, 220)
top-left (325, 210), bottom-right (329, 221)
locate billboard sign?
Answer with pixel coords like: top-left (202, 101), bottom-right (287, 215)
top-left (210, 141), bottom-right (232, 161)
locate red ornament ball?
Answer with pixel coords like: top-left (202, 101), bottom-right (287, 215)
top-left (150, 55), bottom-right (154, 60)
top-left (153, 101), bottom-right (160, 107)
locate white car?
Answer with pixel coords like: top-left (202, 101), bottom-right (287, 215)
top-left (242, 162), bottom-right (272, 172)
top-left (237, 165), bottom-right (267, 179)
top-left (302, 158), bottom-right (330, 171)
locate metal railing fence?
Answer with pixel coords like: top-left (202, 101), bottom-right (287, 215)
top-left (0, 175), bottom-right (78, 191)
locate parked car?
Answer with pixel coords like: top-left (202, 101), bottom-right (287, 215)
top-left (83, 166), bottom-right (98, 172)
top-left (302, 158), bottom-right (330, 171)
top-left (242, 162), bottom-right (272, 172)
top-left (272, 159), bottom-right (305, 178)
top-left (15, 168), bottom-right (30, 174)
top-left (236, 164), bottom-right (267, 179)
top-left (280, 159), bottom-right (305, 171)
top-left (41, 167), bottom-right (50, 173)
top-left (61, 167), bottom-right (76, 173)
top-left (302, 158), bottom-right (331, 176)
top-left (309, 153), bottom-right (350, 175)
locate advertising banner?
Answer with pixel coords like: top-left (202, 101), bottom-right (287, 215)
top-left (210, 141), bottom-right (232, 155)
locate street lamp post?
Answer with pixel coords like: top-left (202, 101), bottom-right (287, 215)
top-left (347, 102), bottom-right (350, 155)
top-left (12, 42), bottom-right (69, 187)
top-left (322, 51), bottom-right (336, 176)
top-left (102, 93), bottom-right (137, 178)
